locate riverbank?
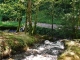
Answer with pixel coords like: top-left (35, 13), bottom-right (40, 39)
top-left (0, 31), bottom-right (39, 59)
top-left (2, 40), bottom-right (65, 60)
top-left (0, 31), bottom-right (80, 60)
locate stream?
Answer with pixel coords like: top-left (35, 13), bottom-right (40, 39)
top-left (2, 40), bottom-right (65, 60)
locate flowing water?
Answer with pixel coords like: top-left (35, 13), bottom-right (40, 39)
top-left (2, 40), bottom-right (64, 60)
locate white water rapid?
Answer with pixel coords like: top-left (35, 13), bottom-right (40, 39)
top-left (3, 40), bottom-right (65, 60)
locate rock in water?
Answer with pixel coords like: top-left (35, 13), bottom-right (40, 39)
top-left (44, 40), bottom-right (51, 44)
top-left (56, 41), bottom-right (64, 49)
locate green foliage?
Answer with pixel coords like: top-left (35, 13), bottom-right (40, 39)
top-left (0, 0), bottom-right (4, 3)
top-left (36, 26), bottom-right (80, 39)
top-left (0, 0), bottom-right (80, 39)
top-left (0, 0), bottom-right (25, 21)
top-left (32, 10), bottom-right (62, 24)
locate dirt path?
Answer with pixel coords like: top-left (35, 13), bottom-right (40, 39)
top-left (36, 22), bottom-right (62, 29)
top-left (29, 22), bottom-right (62, 29)
top-left (32, 22), bottom-right (80, 29)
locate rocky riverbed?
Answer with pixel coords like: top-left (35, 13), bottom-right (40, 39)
top-left (2, 40), bottom-right (65, 60)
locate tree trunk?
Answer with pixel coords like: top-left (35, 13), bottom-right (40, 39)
top-left (25, 16), bottom-right (27, 34)
top-left (27, 0), bottom-right (32, 35)
top-left (25, 1), bottom-right (28, 34)
top-left (77, 0), bottom-right (80, 39)
top-left (33, 5), bottom-right (39, 35)
top-left (72, 0), bottom-right (76, 39)
top-left (51, 2), bottom-right (54, 40)
top-left (17, 17), bottom-right (22, 32)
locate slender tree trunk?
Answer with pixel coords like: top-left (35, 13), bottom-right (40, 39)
top-left (62, 0), bottom-right (67, 38)
top-left (33, 5), bottom-right (39, 35)
top-left (25, 16), bottom-right (27, 34)
top-left (72, 0), bottom-right (76, 39)
top-left (16, 9), bottom-right (22, 32)
top-left (27, 0), bottom-right (32, 35)
top-left (25, 1), bottom-right (28, 34)
top-left (51, 2), bottom-right (54, 40)
top-left (77, 0), bottom-right (80, 39)
top-left (17, 17), bottom-right (22, 32)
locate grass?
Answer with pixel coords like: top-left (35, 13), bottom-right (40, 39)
top-left (0, 32), bottom-right (38, 53)
top-left (0, 21), bottom-right (19, 27)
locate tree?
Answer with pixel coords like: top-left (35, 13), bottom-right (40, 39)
top-left (32, 0), bottom-right (42, 35)
top-left (50, 1), bottom-right (55, 40)
top-left (27, 0), bottom-right (32, 35)
top-left (16, 0), bottom-right (25, 32)
top-left (24, 0), bottom-right (28, 34)
top-left (61, 0), bottom-right (80, 39)
top-left (0, 0), bottom-right (25, 32)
